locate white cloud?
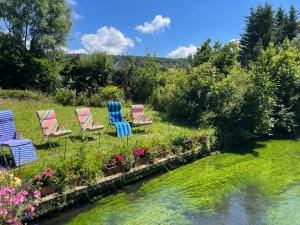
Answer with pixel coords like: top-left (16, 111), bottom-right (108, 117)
top-left (67, 0), bottom-right (77, 6)
top-left (81, 26), bottom-right (134, 55)
top-left (68, 48), bottom-right (88, 54)
top-left (167, 45), bottom-right (197, 58)
top-left (72, 11), bottom-right (83, 20)
top-left (135, 37), bottom-right (142, 43)
top-left (135, 15), bottom-right (171, 34)
top-left (60, 47), bottom-right (87, 54)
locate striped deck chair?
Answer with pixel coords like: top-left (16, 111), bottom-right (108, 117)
top-left (108, 102), bottom-right (131, 137)
top-left (75, 108), bottom-right (105, 134)
top-left (0, 110), bottom-right (38, 167)
top-left (131, 104), bottom-right (153, 127)
top-left (36, 110), bottom-right (72, 146)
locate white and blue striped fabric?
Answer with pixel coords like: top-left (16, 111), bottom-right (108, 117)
top-left (108, 102), bottom-right (132, 137)
top-left (0, 110), bottom-right (38, 167)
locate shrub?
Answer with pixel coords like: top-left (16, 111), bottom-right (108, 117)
top-left (99, 85), bottom-right (124, 106)
top-left (55, 88), bottom-right (76, 106)
top-left (0, 89), bottom-right (45, 101)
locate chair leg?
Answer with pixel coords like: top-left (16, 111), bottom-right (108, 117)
top-left (64, 138), bottom-right (67, 160)
top-left (1, 147), bottom-right (9, 168)
top-left (41, 135), bottom-right (45, 145)
top-left (48, 137), bottom-right (53, 148)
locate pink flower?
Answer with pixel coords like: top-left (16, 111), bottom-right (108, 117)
top-left (0, 187), bottom-right (15, 195)
top-left (27, 204), bottom-right (35, 214)
top-left (34, 174), bottom-right (42, 180)
top-left (133, 148), bottom-right (144, 157)
top-left (11, 194), bottom-right (25, 205)
top-left (43, 168), bottom-right (55, 177)
top-left (6, 217), bottom-right (16, 224)
top-left (34, 190), bottom-right (41, 198)
top-left (115, 154), bottom-right (125, 162)
top-left (0, 208), bottom-right (8, 215)
top-left (19, 190), bottom-right (28, 196)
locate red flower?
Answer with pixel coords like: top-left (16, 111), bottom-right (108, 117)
top-left (115, 154), bottom-right (125, 162)
top-left (133, 148), bottom-right (144, 157)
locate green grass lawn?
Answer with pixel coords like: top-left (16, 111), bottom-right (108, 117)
top-left (0, 99), bottom-right (202, 178)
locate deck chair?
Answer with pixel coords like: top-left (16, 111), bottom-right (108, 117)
top-left (0, 110), bottom-right (38, 167)
top-left (36, 110), bottom-right (72, 147)
top-left (75, 108), bottom-right (105, 137)
top-left (131, 104), bottom-right (153, 127)
top-left (108, 102), bottom-right (131, 138)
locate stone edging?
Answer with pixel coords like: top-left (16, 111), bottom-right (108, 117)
top-left (33, 148), bottom-right (209, 219)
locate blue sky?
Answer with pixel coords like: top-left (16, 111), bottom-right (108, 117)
top-left (67, 0), bottom-right (300, 58)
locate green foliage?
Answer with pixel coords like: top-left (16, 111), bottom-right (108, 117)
top-left (61, 53), bottom-right (114, 95)
top-left (189, 39), bottom-right (213, 67)
top-left (0, 89), bottom-right (45, 101)
top-left (131, 55), bottom-right (162, 103)
top-left (99, 85), bottom-right (124, 103)
top-left (189, 40), bottom-right (240, 75)
top-left (239, 3), bottom-right (275, 65)
top-left (239, 3), bottom-right (299, 66)
top-left (0, 0), bottom-right (71, 92)
top-left (55, 88), bottom-right (76, 106)
top-left (252, 41), bottom-right (300, 135)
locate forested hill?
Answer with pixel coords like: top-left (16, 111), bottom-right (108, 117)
top-left (65, 54), bottom-right (189, 69)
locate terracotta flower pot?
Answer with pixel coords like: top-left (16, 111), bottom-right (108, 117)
top-left (156, 151), bottom-right (168, 159)
top-left (103, 164), bottom-right (124, 176)
top-left (40, 185), bottom-right (57, 197)
top-left (69, 176), bottom-right (84, 188)
top-left (135, 157), bottom-right (151, 166)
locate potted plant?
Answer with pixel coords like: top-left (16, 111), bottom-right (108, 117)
top-left (0, 169), bottom-right (40, 224)
top-left (33, 168), bottom-right (57, 197)
top-left (133, 147), bottom-right (152, 166)
top-left (103, 153), bottom-right (126, 176)
top-left (153, 145), bottom-right (169, 159)
top-left (64, 163), bottom-right (84, 188)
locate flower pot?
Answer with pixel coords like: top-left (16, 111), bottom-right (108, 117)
top-left (156, 151), bottom-right (168, 159)
top-left (135, 157), bottom-right (152, 166)
top-left (103, 164), bottom-right (124, 176)
top-left (69, 176), bottom-right (84, 188)
top-left (40, 185), bottom-right (57, 197)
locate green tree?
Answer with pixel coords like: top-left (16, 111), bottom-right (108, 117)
top-left (252, 41), bottom-right (300, 135)
top-left (0, 0), bottom-right (71, 92)
top-left (286, 5), bottom-right (299, 41)
top-left (132, 55), bottom-right (162, 103)
top-left (188, 39), bottom-right (212, 67)
top-left (239, 3), bottom-right (274, 66)
top-left (274, 7), bottom-right (289, 45)
top-left (62, 52), bottom-right (114, 95)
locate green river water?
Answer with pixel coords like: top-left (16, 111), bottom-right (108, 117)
top-left (40, 138), bottom-right (300, 225)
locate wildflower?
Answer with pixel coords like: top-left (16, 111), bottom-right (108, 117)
top-left (134, 148), bottom-right (144, 157)
top-left (34, 174), bottom-right (42, 180)
top-left (6, 217), bottom-right (16, 224)
top-left (27, 204), bottom-right (35, 214)
top-left (43, 168), bottom-right (55, 177)
top-left (0, 208), bottom-right (8, 215)
top-left (34, 190), bottom-right (41, 198)
top-left (115, 154), bottom-right (125, 162)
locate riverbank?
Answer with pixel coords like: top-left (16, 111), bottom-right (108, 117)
top-left (37, 136), bottom-right (300, 225)
top-left (32, 146), bottom-right (211, 220)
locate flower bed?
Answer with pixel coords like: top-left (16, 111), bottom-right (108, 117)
top-left (0, 170), bottom-right (40, 224)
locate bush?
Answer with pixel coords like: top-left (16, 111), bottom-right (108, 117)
top-left (55, 88), bottom-right (76, 106)
top-left (99, 85), bottom-right (124, 106)
top-left (0, 89), bottom-right (45, 101)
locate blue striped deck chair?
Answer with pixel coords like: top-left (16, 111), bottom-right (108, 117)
top-left (0, 110), bottom-right (38, 167)
top-left (107, 102), bottom-right (131, 137)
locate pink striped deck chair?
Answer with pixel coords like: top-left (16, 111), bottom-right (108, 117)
top-left (75, 108), bottom-right (104, 133)
top-left (131, 104), bottom-right (153, 127)
top-left (36, 110), bottom-right (72, 146)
